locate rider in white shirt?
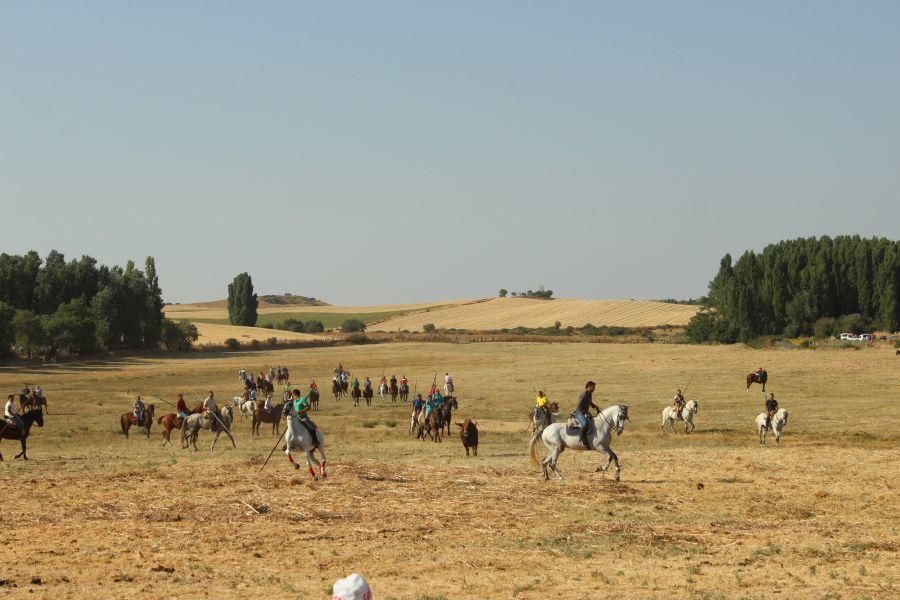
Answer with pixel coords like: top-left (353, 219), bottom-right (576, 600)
top-left (5, 394), bottom-right (23, 436)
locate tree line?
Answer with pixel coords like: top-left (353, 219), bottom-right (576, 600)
top-left (687, 236), bottom-right (899, 343)
top-left (0, 250), bottom-right (197, 357)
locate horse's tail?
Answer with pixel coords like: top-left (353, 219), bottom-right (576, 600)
top-left (528, 432), bottom-right (542, 466)
top-left (157, 415), bottom-right (164, 425)
top-left (120, 414), bottom-right (128, 434)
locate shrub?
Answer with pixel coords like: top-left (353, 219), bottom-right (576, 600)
top-left (385, 420), bottom-right (397, 428)
top-left (304, 320), bottom-right (325, 333)
top-left (266, 336), bottom-right (278, 347)
top-left (280, 318), bottom-right (305, 333)
top-left (498, 289), bottom-right (508, 298)
top-left (423, 323), bottom-right (436, 333)
top-left (554, 321), bottom-right (561, 330)
top-left (161, 319), bottom-right (199, 352)
top-left (341, 318), bottom-right (366, 333)
top-left (838, 313), bottom-right (869, 335)
top-left (813, 317), bottom-right (838, 339)
top-left (224, 337), bottom-right (240, 349)
top-left (250, 339), bottom-right (262, 348)
top-left (362, 420), bottom-right (377, 428)
top-left (346, 333), bottom-right (369, 344)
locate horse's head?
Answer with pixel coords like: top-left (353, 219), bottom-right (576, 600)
top-left (615, 405), bottom-right (630, 435)
top-left (29, 407), bottom-right (45, 428)
top-left (779, 409), bottom-right (788, 424)
top-left (687, 400), bottom-right (698, 413)
top-left (449, 396), bottom-right (458, 409)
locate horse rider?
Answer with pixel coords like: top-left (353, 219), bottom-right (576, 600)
top-left (133, 395), bottom-right (146, 425)
top-left (426, 390), bottom-right (444, 420)
top-left (283, 381), bottom-right (292, 402)
top-left (239, 367), bottom-right (247, 384)
top-left (364, 377), bottom-right (373, 393)
top-left (764, 392), bottom-right (778, 429)
top-left (755, 366), bottom-right (764, 382)
top-left (250, 387), bottom-right (259, 406)
top-left (412, 394), bottom-right (425, 419)
top-left (444, 372), bottom-right (454, 393)
top-left (309, 380), bottom-right (318, 392)
top-left (672, 388), bottom-right (686, 419)
top-left (203, 391), bottom-right (218, 429)
top-left (334, 363), bottom-right (343, 378)
top-left (575, 381), bottom-right (600, 448)
top-left (4, 394), bottom-right (24, 437)
top-left (34, 385), bottom-right (42, 398)
top-left (399, 374), bottom-right (408, 387)
top-left (268, 366), bottom-right (276, 383)
top-left (352, 377), bottom-right (360, 393)
top-left (379, 374), bottom-right (387, 387)
top-left (290, 389), bottom-right (318, 442)
top-left (390, 374), bottom-right (398, 389)
top-left (176, 393), bottom-right (190, 420)
top-left (263, 394), bottom-right (272, 414)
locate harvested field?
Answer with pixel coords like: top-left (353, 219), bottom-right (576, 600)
top-left (1, 343), bottom-right (897, 598)
top-left (164, 300), bottom-right (472, 323)
top-left (372, 298), bottom-right (700, 331)
top-left (185, 322), bottom-right (332, 345)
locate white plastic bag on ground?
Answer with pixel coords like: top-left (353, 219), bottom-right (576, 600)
top-left (332, 573), bottom-right (372, 600)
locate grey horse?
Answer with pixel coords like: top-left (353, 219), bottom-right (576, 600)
top-left (182, 407), bottom-right (236, 451)
top-left (529, 404), bottom-right (630, 481)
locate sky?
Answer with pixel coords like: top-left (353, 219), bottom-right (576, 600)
top-left (1, 2), bottom-right (898, 305)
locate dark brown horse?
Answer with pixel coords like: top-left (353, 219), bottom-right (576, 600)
top-left (0, 408), bottom-right (44, 460)
top-left (351, 385), bottom-right (362, 407)
top-left (440, 396), bottom-right (459, 437)
top-left (308, 388), bottom-right (320, 411)
top-left (156, 405), bottom-right (202, 446)
top-left (746, 370), bottom-right (768, 392)
top-left (389, 381), bottom-right (399, 403)
top-left (362, 383), bottom-right (374, 406)
top-left (21, 394), bottom-right (48, 414)
top-left (252, 403), bottom-right (283, 436)
top-left (256, 376), bottom-right (274, 397)
top-left (121, 404), bottom-right (155, 438)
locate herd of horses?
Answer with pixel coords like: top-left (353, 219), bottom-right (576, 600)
top-left (333, 378), bottom-right (411, 406)
top-left (4, 365), bottom-right (793, 480)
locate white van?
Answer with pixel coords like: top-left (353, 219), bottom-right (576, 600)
top-left (859, 333), bottom-right (873, 342)
top-left (839, 333), bottom-right (857, 341)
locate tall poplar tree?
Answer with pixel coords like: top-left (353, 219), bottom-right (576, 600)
top-left (227, 273), bottom-right (258, 326)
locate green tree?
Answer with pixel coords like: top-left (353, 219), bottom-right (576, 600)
top-left (161, 319), bottom-right (199, 351)
top-left (341, 318), bottom-right (366, 333)
top-left (0, 301), bottom-right (14, 355)
top-left (423, 323), bottom-right (436, 333)
top-left (304, 320), bottom-right (325, 333)
top-left (227, 273), bottom-right (258, 326)
top-left (13, 309), bottom-right (47, 356)
top-left (499, 289), bottom-right (508, 298)
top-left (45, 299), bottom-right (97, 354)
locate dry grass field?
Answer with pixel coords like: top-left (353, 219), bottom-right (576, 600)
top-left (1, 342), bottom-right (897, 599)
top-left (188, 322), bottom-right (333, 345)
top-left (370, 298), bottom-right (700, 331)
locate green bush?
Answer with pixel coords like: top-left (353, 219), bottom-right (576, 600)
top-left (304, 320), bottom-right (325, 333)
top-left (250, 339), bottom-right (262, 348)
top-left (266, 336), bottom-right (278, 347)
top-left (362, 420), bottom-right (377, 428)
top-left (341, 318), bottom-right (366, 333)
top-left (224, 337), bottom-right (240, 349)
top-left (385, 420), bottom-right (397, 428)
top-left (423, 323), bottom-right (436, 333)
top-left (813, 317), bottom-right (838, 339)
top-left (161, 319), bottom-right (199, 352)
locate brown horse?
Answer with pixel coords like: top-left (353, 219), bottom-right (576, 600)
top-left (21, 394), bottom-right (48, 414)
top-left (0, 408), bottom-right (44, 460)
top-left (308, 388), bottom-right (320, 411)
top-left (121, 404), bottom-right (155, 438)
top-left (746, 370), bottom-right (768, 392)
top-left (157, 405), bottom-right (203, 446)
top-left (389, 381), bottom-right (399, 403)
top-left (256, 376), bottom-right (274, 397)
top-left (252, 403), bottom-right (283, 436)
top-left (416, 410), bottom-right (443, 443)
top-left (351, 385), bottom-right (362, 407)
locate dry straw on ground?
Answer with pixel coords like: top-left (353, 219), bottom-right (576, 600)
top-left (1, 342), bottom-right (897, 598)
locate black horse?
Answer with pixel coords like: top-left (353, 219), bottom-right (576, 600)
top-left (0, 407), bottom-right (44, 460)
top-left (440, 396), bottom-right (459, 437)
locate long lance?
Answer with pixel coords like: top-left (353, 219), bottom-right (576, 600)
top-left (194, 391), bottom-right (236, 447)
top-left (681, 373), bottom-right (696, 396)
top-left (260, 430), bottom-right (286, 472)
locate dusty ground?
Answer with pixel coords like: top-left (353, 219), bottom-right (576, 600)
top-left (0, 343), bottom-right (897, 599)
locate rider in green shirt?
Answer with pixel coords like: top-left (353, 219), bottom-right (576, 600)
top-left (290, 389), bottom-right (318, 442)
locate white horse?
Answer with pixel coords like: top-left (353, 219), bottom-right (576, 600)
top-left (529, 403), bottom-right (557, 446)
top-left (661, 400), bottom-right (699, 434)
top-left (529, 405), bottom-right (630, 481)
top-left (756, 408), bottom-right (789, 445)
top-left (239, 399), bottom-right (256, 419)
top-left (182, 407), bottom-right (236, 451)
top-left (284, 413), bottom-right (327, 479)
top-left (379, 382), bottom-right (388, 401)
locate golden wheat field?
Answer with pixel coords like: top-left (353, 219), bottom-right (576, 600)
top-left (164, 300), bottom-right (471, 323)
top-left (370, 299), bottom-right (699, 331)
top-left (185, 322), bottom-right (333, 345)
top-left (1, 342), bottom-right (897, 599)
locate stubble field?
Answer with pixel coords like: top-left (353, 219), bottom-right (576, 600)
top-left (0, 342), bottom-right (897, 599)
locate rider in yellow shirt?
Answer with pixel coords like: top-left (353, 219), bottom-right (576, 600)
top-left (535, 391), bottom-right (549, 408)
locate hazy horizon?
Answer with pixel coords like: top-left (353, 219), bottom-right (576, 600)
top-left (2, 2), bottom-right (898, 305)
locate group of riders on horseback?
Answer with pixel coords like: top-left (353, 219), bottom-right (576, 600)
top-left (529, 365), bottom-right (781, 445)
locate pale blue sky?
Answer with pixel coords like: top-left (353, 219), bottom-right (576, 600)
top-left (1, 2), bottom-right (898, 304)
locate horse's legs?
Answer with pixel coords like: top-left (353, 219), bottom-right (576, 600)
top-left (15, 437), bottom-right (27, 460)
top-left (549, 446), bottom-right (564, 481)
top-left (211, 431), bottom-right (219, 451)
top-left (286, 451), bottom-right (300, 470)
top-left (316, 446), bottom-right (328, 478)
top-left (305, 451), bottom-right (318, 479)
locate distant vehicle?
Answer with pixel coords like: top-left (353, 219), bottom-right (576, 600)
top-left (859, 333), bottom-right (873, 341)
top-left (839, 333), bottom-right (857, 341)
